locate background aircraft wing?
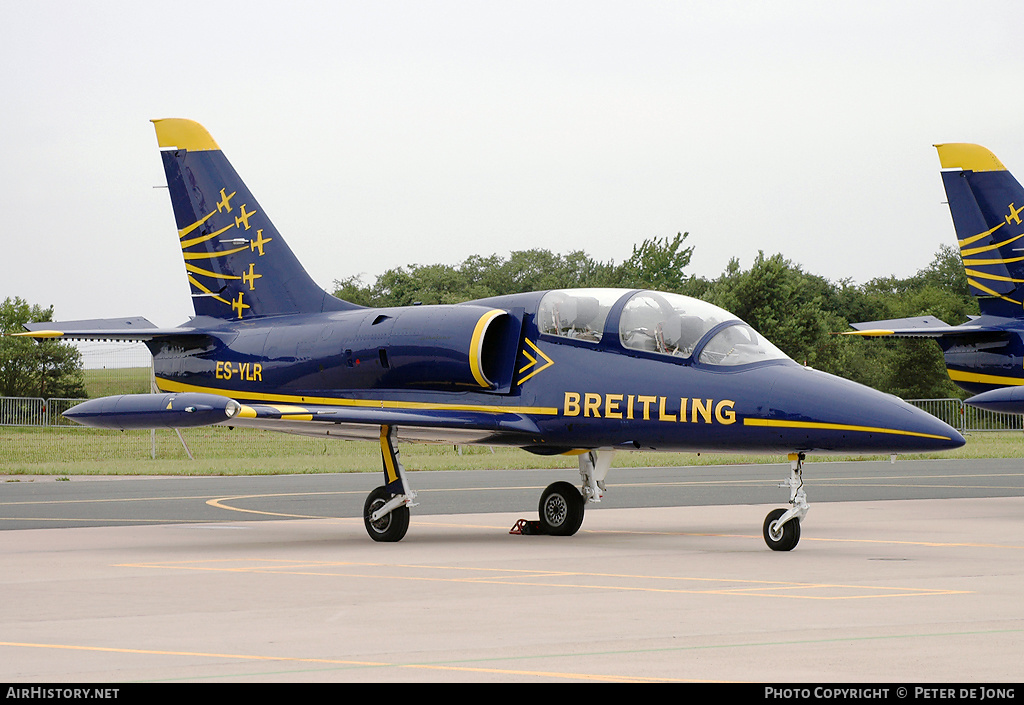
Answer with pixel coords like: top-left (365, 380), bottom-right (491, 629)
top-left (14, 317), bottom-right (197, 341)
top-left (844, 316), bottom-right (1005, 339)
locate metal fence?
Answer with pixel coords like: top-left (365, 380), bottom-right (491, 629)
top-left (905, 398), bottom-right (1022, 435)
top-left (0, 397), bottom-right (85, 427)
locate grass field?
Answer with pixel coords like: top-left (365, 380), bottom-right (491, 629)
top-left (82, 366), bottom-right (152, 398)
top-left (1, 424), bottom-right (1021, 477)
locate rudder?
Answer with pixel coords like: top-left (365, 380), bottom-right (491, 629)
top-left (936, 143), bottom-right (1024, 319)
top-left (153, 118), bottom-right (359, 319)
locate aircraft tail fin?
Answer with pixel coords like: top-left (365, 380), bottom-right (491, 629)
top-left (936, 143), bottom-right (1024, 319)
top-left (153, 119), bottom-right (359, 320)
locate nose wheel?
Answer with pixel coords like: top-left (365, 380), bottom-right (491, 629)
top-left (764, 452), bottom-right (809, 551)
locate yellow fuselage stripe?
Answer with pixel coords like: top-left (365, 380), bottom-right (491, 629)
top-left (742, 418), bottom-right (951, 441)
top-left (155, 377), bottom-right (560, 415)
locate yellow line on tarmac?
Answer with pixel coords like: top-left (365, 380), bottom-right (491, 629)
top-left (0, 641), bottom-right (702, 683)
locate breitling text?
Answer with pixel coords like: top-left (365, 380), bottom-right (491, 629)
top-left (563, 392), bottom-right (736, 424)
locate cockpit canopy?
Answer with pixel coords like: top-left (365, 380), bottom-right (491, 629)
top-left (537, 288), bottom-right (790, 367)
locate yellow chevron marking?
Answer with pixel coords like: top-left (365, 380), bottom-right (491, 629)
top-left (518, 338), bottom-right (554, 384)
top-left (742, 418), bottom-right (952, 441)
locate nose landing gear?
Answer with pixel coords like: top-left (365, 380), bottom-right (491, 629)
top-left (764, 452), bottom-right (809, 551)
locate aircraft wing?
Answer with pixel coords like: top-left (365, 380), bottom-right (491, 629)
top-left (843, 316), bottom-right (1004, 339)
top-left (61, 392), bottom-right (544, 444)
top-left (14, 317), bottom-right (198, 341)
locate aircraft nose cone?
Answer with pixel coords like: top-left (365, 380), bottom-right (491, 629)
top-left (764, 366), bottom-right (965, 453)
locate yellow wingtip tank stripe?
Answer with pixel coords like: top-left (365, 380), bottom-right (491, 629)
top-left (743, 418), bottom-right (952, 441)
top-left (838, 329), bottom-right (896, 337)
top-left (935, 143), bottom-right (1007, 172)
top-left (152, 118), bottom-right (221, 152)
top-left (468, 309), bottom-right (505, 389)
top-left (7, 330), bottom-right (65, 338)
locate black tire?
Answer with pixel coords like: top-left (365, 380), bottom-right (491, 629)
top-left (363, 486), bottom-right (410, 543)
top-left (538, 481), bottom-right (585, 536)
top-left (763, 507), bottom-right (800, 551)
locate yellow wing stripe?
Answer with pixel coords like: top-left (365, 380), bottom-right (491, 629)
top-left (155, 377), bottom-right (560, 416)
top-left (946, 369), bottom-right (1024, 387)
top-left (743, 418), bottom-right (952, 441)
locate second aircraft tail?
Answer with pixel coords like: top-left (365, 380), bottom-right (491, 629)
top-left (153, 119), bottom-right (359, 320)
top-left (936, 143), bottom-right (1024, 319)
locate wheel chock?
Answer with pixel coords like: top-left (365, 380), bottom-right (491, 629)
top-left (509, 519), bottom-right (546, 535)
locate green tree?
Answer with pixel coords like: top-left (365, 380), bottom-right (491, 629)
top-left (0, 297), bottom-right (86, 398)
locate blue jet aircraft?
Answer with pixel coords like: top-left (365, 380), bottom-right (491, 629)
top-left (16, 119), bottom-right (964, 550)
top-left (846, 144), bottom-right (1024, 415)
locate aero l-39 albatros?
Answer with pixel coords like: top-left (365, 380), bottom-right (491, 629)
top-left (848, 144), bottom-right (1024, 416)
top-left (17, 120), bottom-right (964, 550)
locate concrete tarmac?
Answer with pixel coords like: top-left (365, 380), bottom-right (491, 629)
top-left (1, 474), bottom-right (1023, 682)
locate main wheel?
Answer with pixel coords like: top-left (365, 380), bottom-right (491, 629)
top-left (363, 486), bottom-right (410, 542)
top-left (538, 481), bottom-right (585, 536)
top-left (763, 508), bottom-right (800, 551)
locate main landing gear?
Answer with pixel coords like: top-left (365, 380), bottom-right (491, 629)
top-left (363, 425), bottom-right (417, 542)
top-left (763, 452), bottom-right (809, 551)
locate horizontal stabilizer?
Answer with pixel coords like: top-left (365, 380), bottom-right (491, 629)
top-left (845, 316), bottom-right (1005, 339)
top-left (16, 318), bottom-right (196, 342)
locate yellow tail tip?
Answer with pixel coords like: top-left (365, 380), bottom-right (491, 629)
top-left (935, 143), bottom-right (1006, 172)
top-left (152, 118), bottom-right (220, 152)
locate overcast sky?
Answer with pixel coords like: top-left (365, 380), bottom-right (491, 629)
top-left (3, 1), bottom-right (1023, 328)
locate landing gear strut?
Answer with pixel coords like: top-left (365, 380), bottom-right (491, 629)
top-left (363, 425), bottom-right (417, 542)
top-left (763, 452), bottom-right (809, 551)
